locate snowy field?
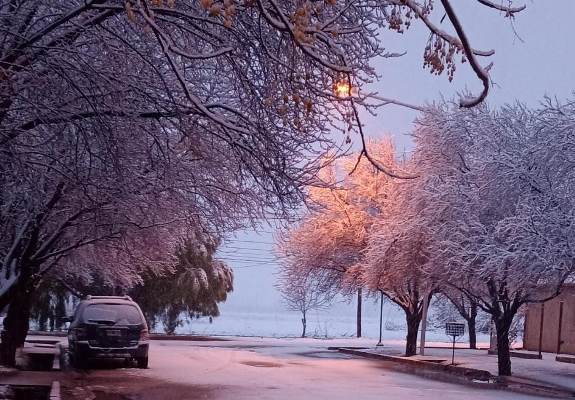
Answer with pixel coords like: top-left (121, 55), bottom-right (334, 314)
top-left (171, 307), bottom-right (490, 346)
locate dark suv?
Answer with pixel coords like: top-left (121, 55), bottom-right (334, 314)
top-left (67, 296), bottom-right (149, 368)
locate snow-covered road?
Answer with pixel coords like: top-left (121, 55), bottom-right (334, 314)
top-left (67, 337), bottom-right (548, 399)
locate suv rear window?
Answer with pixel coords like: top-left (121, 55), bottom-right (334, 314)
top-left (83, 303), bottom-right (143, 325)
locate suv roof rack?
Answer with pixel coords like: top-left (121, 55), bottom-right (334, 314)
top-left (84, 295), bottom-right (132, 301)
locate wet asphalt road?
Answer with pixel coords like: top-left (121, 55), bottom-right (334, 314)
top-left (53, 338), bottom-right (546, 400)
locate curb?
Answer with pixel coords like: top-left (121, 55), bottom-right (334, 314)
top-left (337, 348), bottom-right (491, 381)
top-left (0, 367), bottom-right (19, 377)
top-left (50, 381), bottom-right (61, 400)
top-left (497, 377), bottom-right (575, 399)
top-left (487, 349), bottom-right (542, 359)
top-left (509, 351), bottom-right (543, 360)
top-left (326, 346), bottom-right (370, 351)
top-left (556, 355), bottom-right (575, 364)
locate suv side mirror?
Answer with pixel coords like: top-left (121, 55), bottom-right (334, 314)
top-left (59, 316), bottom-right (73, 324)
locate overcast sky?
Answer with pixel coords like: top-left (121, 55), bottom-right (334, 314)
top-left (216, 0), bottom-right (575, 316)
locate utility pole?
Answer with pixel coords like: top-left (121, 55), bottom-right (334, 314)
top-left (419, 293), bottom-right (430, 356)
top-left (356, 288), bottom-right (362, 338)
top-left (377, 290), bottom-right (384, 347)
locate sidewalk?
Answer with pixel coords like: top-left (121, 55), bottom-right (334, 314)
top-left (419, 347), bottom-right (575, 392)
top-left (340, 343), bottom-right (575, 397)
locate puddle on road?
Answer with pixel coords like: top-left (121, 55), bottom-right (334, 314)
top-left (240, 361), bottom-right (283, 368)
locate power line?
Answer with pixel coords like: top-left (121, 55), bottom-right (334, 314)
top-left (218, 253), bottom-right (278, 258)
top-left (221, 258), bottom-right (280, 264)
top-left (228, 264), bottom-right (276, 269)
top-left (218, 247), bottom-right (277, 253)
top-left (219, 253), bottom-right (285, 260)
top-left (224, 258), bottom-right (281, 264)
top-left (223, 239), bottom-right (276, 245)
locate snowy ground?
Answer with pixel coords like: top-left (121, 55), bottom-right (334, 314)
top-left (20, 336), bottom-right (558, 400)
top-left (172, 309), bottom-right (493, 347)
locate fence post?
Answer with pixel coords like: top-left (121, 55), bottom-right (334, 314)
top-left (556, 301), bottom-right (564, 354)
top-left (538, 302), bottom-right (545, 357)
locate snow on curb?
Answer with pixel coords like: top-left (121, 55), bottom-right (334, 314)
top-left (336, 347), bottom-right (492, 381)
top-left (487, 349), bottom-right (542, 360)
top-left (497, 376), bottom-right (575, 399)
top-left (556, 355), bottom-right (575, 364)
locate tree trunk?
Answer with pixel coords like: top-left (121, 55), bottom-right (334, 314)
top-left (164, 307), bottom-right (180, 335)
top-left (0, 285), bottom-right (32, 367)
top-left (468, 301), bottom-right (478, 349)
top-left (54, 295), bottom-right (66, 331)
top-left (405, 311), bottom-right (421, 357)
top-left (38, 314), bottom-right (48, 332)
top-left (494, 315), bottom-right (513, 376)
top-left (468, 318), bottom-right (477, 350)
top-left (301, 312), bottom-right (307, 338)
top-left (356, 288), bottom-right (362, 338)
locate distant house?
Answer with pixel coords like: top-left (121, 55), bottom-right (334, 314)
top-left (523, 284), bottom-right (575, 355)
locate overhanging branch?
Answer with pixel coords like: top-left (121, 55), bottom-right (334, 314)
top-left (439, 0), bottom-right (490, 107)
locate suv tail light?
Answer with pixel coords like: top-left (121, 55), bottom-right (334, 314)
top-left (139, 328), bottom-right (149, 342)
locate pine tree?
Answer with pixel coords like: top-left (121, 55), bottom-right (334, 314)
top-left (130, 235), bottom-right (233, 334)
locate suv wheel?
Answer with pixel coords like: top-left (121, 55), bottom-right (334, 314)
top-left (136, 356), bottom-right (148, 369)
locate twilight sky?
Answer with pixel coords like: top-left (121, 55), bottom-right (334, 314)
top-left (216, 1), bottom-right (575, 316)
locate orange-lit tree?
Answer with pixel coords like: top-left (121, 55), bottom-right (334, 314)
top-left (361, 172), bottom-right (438, 356)
top-left (277, 140), bottom-right (398, 337)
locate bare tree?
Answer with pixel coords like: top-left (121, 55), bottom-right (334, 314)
top-left (277, 272), bottom-right (334, 338)
top-left (432, 291), bottom-right (481, 349)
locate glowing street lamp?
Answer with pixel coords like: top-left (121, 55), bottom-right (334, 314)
top-left (333, 80), bottom-right (352, 98)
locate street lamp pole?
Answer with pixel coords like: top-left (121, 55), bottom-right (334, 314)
top-left (377, 290), bottom-right (384, 347)
top-left (419, 293), bottom-right (430, 356)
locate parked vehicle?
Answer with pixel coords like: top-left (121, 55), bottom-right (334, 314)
top-left (67, 296), bottom-right (149, 368)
